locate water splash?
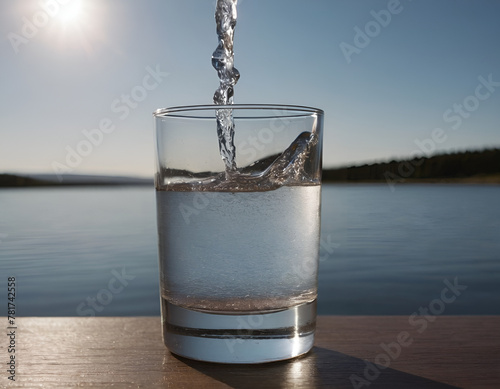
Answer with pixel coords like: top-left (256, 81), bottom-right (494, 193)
top-left (159, 131), bottom-right (320, 192)
top-left (212, 0), bottom-right (240, 173)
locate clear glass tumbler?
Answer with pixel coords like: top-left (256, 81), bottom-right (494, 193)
top-left (154, 104), bottom-right (323, 363)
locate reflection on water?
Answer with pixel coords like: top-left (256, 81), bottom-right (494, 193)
top-left (318, 184), bottom-right (500, 315)
top-left (0, 184), bottom-right (499, 316)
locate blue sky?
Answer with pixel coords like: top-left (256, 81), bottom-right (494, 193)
top-left (1, 0), bottom-right (499, 177)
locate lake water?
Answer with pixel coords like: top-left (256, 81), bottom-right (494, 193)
top-left (0, 184), bottom-right (499, 317)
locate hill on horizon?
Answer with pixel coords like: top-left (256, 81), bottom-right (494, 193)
top-left (323, 148), bottom-right (500, 184)
top-left (0, 173), bottom-right (153, 187)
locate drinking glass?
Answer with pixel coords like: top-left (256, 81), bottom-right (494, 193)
top-left (154, 104), bottom-right (323, 363)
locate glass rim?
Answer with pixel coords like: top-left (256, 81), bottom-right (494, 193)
top-left (154, 104), bottom-right (324, 119)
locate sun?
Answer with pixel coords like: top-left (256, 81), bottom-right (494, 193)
top-left (58, 0), bottom-right (85, 26)
top-left (45, 0), bottom-right (104, 55)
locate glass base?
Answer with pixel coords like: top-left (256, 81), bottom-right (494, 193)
top-left (161, 298), bottom-right (317, 364)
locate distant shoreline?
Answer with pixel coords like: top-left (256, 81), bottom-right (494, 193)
top-left (323, 174), bottom-right (500, 185)
top-left (0, 174), bottom-right (153, 188)
top-left (0, 182), bottom-right (154, 188)
top-left (2, 148), bottom-right (499, 188)
top-left (323, 148), bottom-right (500, 185)
top-left (1, 174), bottom-right (499, 188)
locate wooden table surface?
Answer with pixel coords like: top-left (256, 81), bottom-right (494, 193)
top-left (3, 316), bottom-right (499, 388)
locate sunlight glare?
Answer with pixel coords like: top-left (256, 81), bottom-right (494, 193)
top-left (46, 0), bottom-right (106, 55)
top-left (58, 0), bottom-right (84, 25)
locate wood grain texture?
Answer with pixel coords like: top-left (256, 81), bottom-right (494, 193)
top-left (2, 316), bottom-right (499, 388)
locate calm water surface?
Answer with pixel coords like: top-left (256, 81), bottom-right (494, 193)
top-left (0, 184), bottom-right (499, 316)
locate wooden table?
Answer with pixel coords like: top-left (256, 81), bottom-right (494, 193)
top-left (4, 316), bottom-right (499, 388)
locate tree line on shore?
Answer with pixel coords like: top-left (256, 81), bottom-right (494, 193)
top-left (2, 148), bottom-right (499, 187)
top-left (323, 148), bottom-right (500, 182)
